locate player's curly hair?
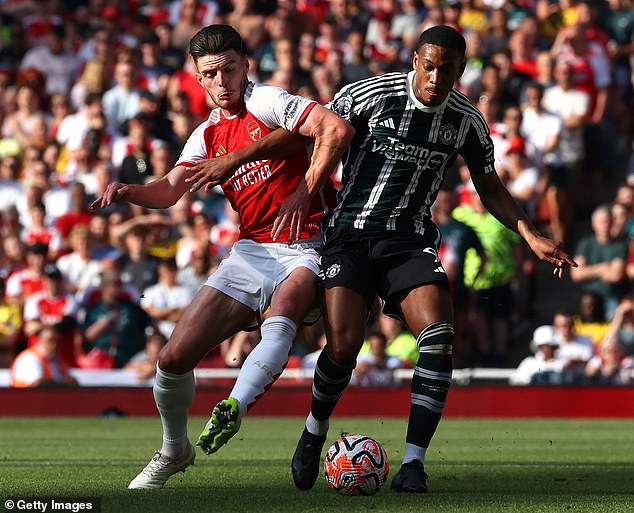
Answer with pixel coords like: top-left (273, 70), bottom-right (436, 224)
top-left (189, 24), bottom-right (247, 62)
top-left (417, 25), bottom-right (466, 57)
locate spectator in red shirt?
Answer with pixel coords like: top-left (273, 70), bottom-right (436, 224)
top-left (55, 182), bottom-right (93, 249)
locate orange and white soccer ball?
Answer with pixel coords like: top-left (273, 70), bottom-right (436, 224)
top-left (323, 434), bottom-right (389, 496)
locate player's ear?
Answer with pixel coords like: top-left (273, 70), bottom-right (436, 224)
top-left (457, 58), bottom-right (466, 79)
top-left (243, 56), bottom-right (250, 75)
top-left (412, 50), bottom-right (419, 70)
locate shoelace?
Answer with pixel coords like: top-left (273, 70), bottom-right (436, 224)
top-left (142, 451), bottom-right (171, 475)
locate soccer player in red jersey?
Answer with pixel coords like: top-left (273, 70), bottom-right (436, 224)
top-left (91, 24), bottom-right (354, 489)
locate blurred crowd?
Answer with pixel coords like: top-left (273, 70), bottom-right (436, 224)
top-left (0, 0), bottom-right (633, 387)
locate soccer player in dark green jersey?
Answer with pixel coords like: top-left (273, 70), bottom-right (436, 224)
top-left (281, 25), bottom-right (577, 494)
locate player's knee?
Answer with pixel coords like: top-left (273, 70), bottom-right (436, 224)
top-left (327, 341), bottom-right (361, 367)
top-left (416, 321), bottom-right (454, 356)
top-left (158, 345), bottom-right (194, 374)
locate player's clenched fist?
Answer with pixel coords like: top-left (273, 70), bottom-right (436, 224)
top-left (89, 182), bottom-right (136, 210)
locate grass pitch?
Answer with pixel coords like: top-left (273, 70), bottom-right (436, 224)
top-left (1, 417), bottom-right (633, 513)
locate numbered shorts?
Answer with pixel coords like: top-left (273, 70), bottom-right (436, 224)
top-left (320, 227), bottom-right (449, 318)
top-left (205, 237), bottom-right (321, 326)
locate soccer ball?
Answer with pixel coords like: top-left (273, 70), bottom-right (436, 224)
top-left (323, 433), bottom-right (389, 496)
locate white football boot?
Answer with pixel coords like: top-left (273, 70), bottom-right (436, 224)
top-left (128, 444), bottom-right (195, 489)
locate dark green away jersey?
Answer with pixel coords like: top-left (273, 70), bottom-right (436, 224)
top-left (327, 71), bottom-right (495, 234)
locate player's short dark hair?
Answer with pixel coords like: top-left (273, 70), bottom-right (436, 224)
top-left (189, 25), bottom-right (247, 63)
top-left (417, 25), bottom-right (466, 58)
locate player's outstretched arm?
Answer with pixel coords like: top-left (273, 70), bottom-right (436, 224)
top-left (89, 166), bottom-right (191, 211)
top-left (185, 128), bottom-right (312, 193)
top-left (271, 104), bottom-right (355, 241)
top-left (471, 171), bottom-right (577, 279)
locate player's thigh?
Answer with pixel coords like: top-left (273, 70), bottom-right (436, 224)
top-left (159, 286), bottom-right (254, 373)
top-left (397, 283), bottom-right (454, 336)
top-left (268, 266), bottom-right (319, 324)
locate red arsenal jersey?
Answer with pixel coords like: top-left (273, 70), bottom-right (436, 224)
top-left (176, 82), bottom-right (337, 243)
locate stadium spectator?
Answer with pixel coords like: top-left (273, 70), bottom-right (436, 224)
top-left (140, 258), bottom-right (193, 339)
top-left (0, 156), bottom-right (22, 212)
top-left (79, 270), bottom-right (151, 369)
top-left (520, 82), bottom-right (566, 242)
top-left (10, 324), bottom-right (77, 388)
top-left (453, 181), bottom-right (523, 365)
top-left (55, 182), bottom-right (93, 249)
top-left (584, 338), bottom-right (633, 385)
top-left (552, 310), bottom-right (596, 383)
top-left (1, 84), bottom-right (49, 151)
top-left (102, 61), bottom-right (142, 136)
top-left (22, 264), bottom-right (80, 368)
top-left (19, 24), bottom-right (82, 97)
top-left (510, 325), bottom-right (564, 385)
top-left (176, 244), bottom-right (216, 296)
top-left (352, 331), bottom-right (401, 387)
top-left (500, 136), bottom-right (540, 222)
top-left (574, 291), bottom-right (610, 348)
top-left (570, 204), bottom-right (629, 318)
top-left (0, 277), bottom-right (23, 368)
top-left (359, 313), bottom-right (418, 369)
top-left (117, 222), bottom-right (161, 295)
top-left (601, 294), bottom-right (634, 356)
top-left (22, 201), bottom-right (62, 260)
top-left (125, 329), bottom-right (168, 381)
top-left (5, 241), bottom-right (48, 306)
top-left (56, 225), bottom-right (101, 294)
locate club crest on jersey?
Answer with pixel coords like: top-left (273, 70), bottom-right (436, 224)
top-left (325, 263), bottom-right (341, 278)
top-left (439, 123), bottom-right (457, 145)
top-left (215, 144), bottom-right (227, 157)
top-left (247, 120), bottom-right (262, 141)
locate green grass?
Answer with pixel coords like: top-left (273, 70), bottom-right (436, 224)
top-left (2, 417), bottom-right (634, 512)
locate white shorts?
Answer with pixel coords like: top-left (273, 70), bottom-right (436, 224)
top-left (205, 237), bottom-right (321, 326)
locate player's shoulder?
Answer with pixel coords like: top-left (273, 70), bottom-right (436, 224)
top-left (343, 72), bottom-right (408, 97)
top-left (445, 89), bottom-right (489, 129)
top-left (244, 81), bottom-right (288, 110)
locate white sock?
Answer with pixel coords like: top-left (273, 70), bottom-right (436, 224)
top-left (153, 365), bottom-right (195, 458)
top-left (402, 443), bottom-right (427, 465)
top-left (229, 316), bottom-right (296, 412)
top-left (305, 412), bottom-right (329, 437)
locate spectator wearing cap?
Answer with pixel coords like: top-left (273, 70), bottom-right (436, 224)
top-left (56, 225), bottom-right (101, 295)
top-left (10, 324), bottom-right (77, 387)
top-left (19, 24), bottom-right (82, 97)
top-left (5, 241), bottom-right (48, 306)
top-left (23, 264), bottom-right (80, 368)
top-left (80, 270), bottom-right (151, 368)
top-left (102, 61), bottom-right (142, 137)
top-left (510, 325), bottom-right (564, 385)
top-left (140, 258), bottom-right (193, 339)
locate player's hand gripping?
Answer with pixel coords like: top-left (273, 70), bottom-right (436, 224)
top-left (526, 233), bottom-right (577, 279)
top-left (184, 157), bottom-right (238, 193)
top-left (89, 182), bottom-right (135, 210)
top-left (271, 180), bottom-right (311, 242)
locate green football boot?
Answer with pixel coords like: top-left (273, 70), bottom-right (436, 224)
top-left (197, 397), bottom-right (242, 455)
